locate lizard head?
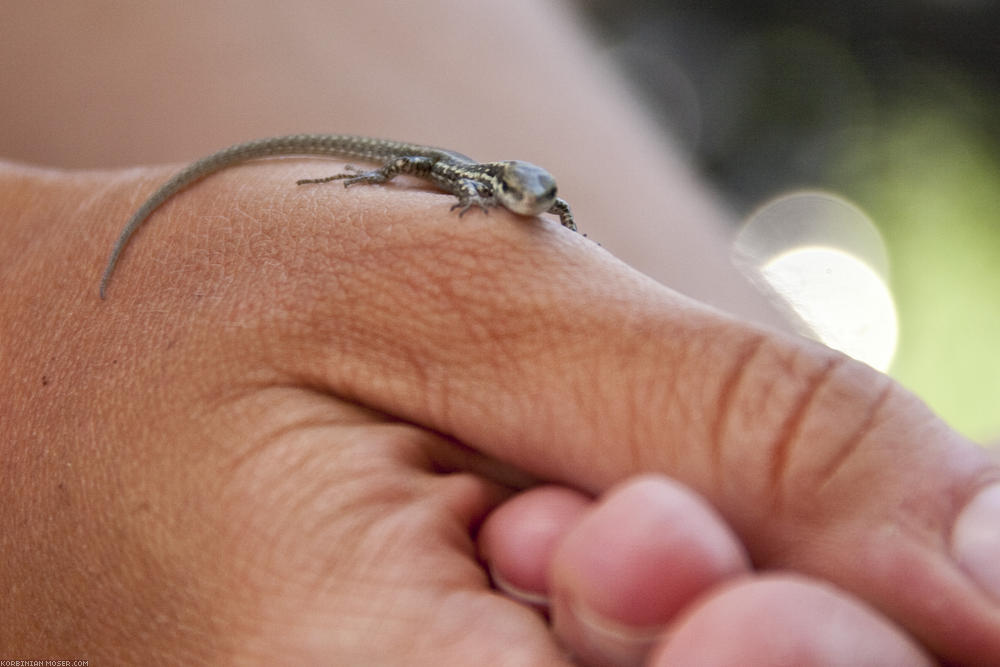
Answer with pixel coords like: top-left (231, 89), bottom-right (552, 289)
top-left (494, 161), bottom-right (558, 216)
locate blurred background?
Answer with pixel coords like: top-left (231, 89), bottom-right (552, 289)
top-left (580, 0), bottom-right (1000, 443)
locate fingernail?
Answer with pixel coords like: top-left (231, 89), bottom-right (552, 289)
top-left (953, 483), bottom-right (1000, 602)
top-left (563, 596), bottom-right (660, 667)
top-left (487, 560), bottom-right (549, 609)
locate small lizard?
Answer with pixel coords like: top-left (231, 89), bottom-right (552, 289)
top-left (98, 133), bottom-right (577, 299)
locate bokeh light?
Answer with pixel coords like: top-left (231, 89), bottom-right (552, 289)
top-left (735, 192), bottom-right (898, 371)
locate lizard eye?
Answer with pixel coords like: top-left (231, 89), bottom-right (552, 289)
top-left (498, 179), bottom-right (520, 199)
top-left (495, 161), bottom-right (558, 216)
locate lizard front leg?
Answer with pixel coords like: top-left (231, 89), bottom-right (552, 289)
top-left (445, 178), bottom-right (496, 217)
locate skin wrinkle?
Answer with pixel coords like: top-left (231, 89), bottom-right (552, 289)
top-left (216, 395), bottom-right (369, 477)
top-left (620, 331), bottom-right (676, 479)
top-left (346, 493), bottom-right (482, 596)
top-left (711, 332), bottom-right (769, 492)
top-left (232, 434), bottom-right (423, 583)
top-left (815, 374), bottom-right (896, 494)
top-left (259, 169), bottom-right (438, 318)
top-left (371, 222), bottom-right (501, 342)
top-left (611, 355), bottom-right (643, 475)
top-left (248, 492), bottom-right (489, 662)
top-left (421, 300), bottom-right (508, 439)
top-left (274, 245), bottom-right (442, 417)
top-left (360, 236), bottom-right (472, 414)
top-left (260, 433), bottom-right (371, 530)
top-left (408, 228), bottom-right (573, 442)
top-left (766, 352), bottom-right (843, 514)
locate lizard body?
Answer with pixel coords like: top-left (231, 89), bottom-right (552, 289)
top-left (99, 133), bottom-right (576, 298)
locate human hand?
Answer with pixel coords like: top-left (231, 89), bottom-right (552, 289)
top-left (2, 162), bottom-right (997, 664)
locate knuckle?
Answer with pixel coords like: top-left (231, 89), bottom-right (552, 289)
top-left (714, 336), bottom-right (897, 520)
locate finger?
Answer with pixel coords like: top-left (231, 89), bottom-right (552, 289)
top-left (478, 477), bottom-right (750, 666)
top-left (482, 478), bottom-right (931, 667)
top-left (545, 476), bottom-right (749, 666)
top-left (478, 485), bottom-right (591, 609)
top-left (649, 575), bottom-right (933, 667)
